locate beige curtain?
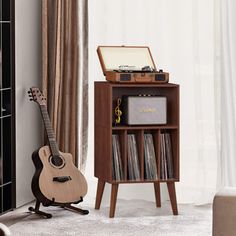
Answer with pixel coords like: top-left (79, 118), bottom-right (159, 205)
top-left (42, 0), bottom-right (88, 171)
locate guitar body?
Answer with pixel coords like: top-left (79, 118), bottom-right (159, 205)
top-left (31, 145), bottom-right (88, 205)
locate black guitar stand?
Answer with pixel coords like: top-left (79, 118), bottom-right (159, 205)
top-left (28, 200), bottom-right (53, 219)
top-left (28, 197), bottom-right (89, 219)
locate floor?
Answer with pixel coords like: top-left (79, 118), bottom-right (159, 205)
top-left (0, 199), bottom-right (212, 236)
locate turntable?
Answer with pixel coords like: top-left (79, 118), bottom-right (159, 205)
top-left (97, 46), bottom-right (169, 83)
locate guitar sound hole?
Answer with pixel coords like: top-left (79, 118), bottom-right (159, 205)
top-left (49, 155), bottom-right (65, 168)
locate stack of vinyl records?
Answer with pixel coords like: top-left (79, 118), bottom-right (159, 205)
top-left (112, 134), bottom-right (124, 181)
top-left (144, 134), bottom-right (158, 180)
top-left (160, 133), bottom-right (174, 179)
top-left (127, 134), bottom-right (141, 180)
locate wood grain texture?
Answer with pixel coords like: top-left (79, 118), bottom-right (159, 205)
top-left (94, 82), bottom-right (179, 217)
top-left (137, 130), bottom-right (144, 181)
top-left (109, 184), bottom-right (119, 218)
top-left (95, 179), bottom-right (105, 210)
top-left (154, 130), bottom-right (161, 180)
top-left (32, 146), bottom-right (88, 205)
top-left (119, 130), bottom-right (127, 180)
top-left (94, 82), bottom-right (179, 184)
top-left (167, 182), bottom-right (178, 215)
top-left (94, 82), bottom-right (113, 182)
top-left (154, 182), bottom-right (161, 207)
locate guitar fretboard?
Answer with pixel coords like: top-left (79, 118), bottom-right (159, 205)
top-left (40, 105), bottom-right (60, 156)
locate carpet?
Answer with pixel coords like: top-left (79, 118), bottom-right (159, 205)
top-left (5, 199), bottom-right (212, 236)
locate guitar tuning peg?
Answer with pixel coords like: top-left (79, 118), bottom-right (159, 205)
top-left (30, 99), bottom-right (33, 101)
top-left (28, 91), bottom-right (31, 94)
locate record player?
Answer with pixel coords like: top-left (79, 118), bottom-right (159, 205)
top-left (97, 46), bottom-right (169, 83)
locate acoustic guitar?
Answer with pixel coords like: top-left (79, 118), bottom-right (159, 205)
top-left (28, 87), bottom-right (88, 206)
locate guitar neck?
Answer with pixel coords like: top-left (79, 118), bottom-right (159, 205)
top-left (39, 105), bottom-right (60, 156)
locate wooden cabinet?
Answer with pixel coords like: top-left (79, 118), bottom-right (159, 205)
top-left (94, 82), bottom-right (179, 217)
top-left (0, 0), bottom-right (15, 215)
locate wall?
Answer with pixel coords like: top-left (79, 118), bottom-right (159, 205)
top-left (15, 0), bottom-right (42, 207)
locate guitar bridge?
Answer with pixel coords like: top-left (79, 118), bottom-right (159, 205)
top-left (53, 176), bottom-right (72, 183)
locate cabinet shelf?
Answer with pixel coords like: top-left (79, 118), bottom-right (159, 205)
top-left (112, 125), bottom-right (179, 130)
top-left (95, 82), bottom-right (180, 217)
top-left (108, 82), bottom-right (179, 88)
top-left (109, 178), bottom-right (179, 184)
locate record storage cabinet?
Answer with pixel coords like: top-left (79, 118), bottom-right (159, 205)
top-left (94, 82), bottom-right (179, 217)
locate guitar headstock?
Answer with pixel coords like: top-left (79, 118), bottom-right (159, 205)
top-left (28, 87), bottom-right (47, 106)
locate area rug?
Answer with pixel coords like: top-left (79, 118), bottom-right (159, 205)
top-left (7, 199), bottom-right (212, 236)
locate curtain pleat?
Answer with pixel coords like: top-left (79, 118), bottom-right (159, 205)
top-left (42, 0), bottom-right (88, 169)
top-left (220, 0), bottom-right (236, 186)
top-left (77, 0), bottom-right (88, 172)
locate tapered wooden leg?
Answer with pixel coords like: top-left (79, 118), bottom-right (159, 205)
top-left (95, 179), bottom-right (106, 210)
top-left (167, 182), bottom-right (178, 215)
top-left (109, 184), bottom-right (119, 218)
top-left (154, 182), bottom-right (161, 207)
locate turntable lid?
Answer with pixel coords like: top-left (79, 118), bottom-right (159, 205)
top-left (97, 46), bottom-right (156, 75)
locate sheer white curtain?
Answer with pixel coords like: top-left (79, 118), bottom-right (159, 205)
top-left (88, 0), bottom-right (219, 203)
top-left (219, 0), bottom-right (236, 187)
top-left (177, 0), bottom-right (219, 204)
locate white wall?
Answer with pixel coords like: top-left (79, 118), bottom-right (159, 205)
top-left (15, 0), bottom-right (42, 207)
